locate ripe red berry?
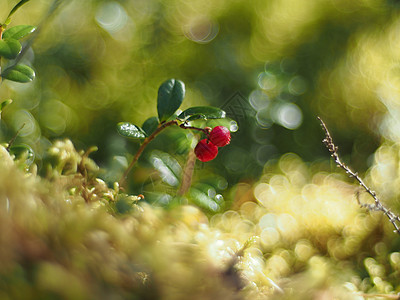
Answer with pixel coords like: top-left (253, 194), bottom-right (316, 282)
top-left (209, 126), bottom-right (231, 147)
top-left (194, 139), bottom-right (218, 162)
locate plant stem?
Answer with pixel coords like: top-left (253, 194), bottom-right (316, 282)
top-left (179, 123), bottom-right (210, 135)
top-left (119, 120), bottom-right (178, 187)
top-left (119, 120), bottom-right (211, 188)
top-left (0, 25), bottom-right (3, 85)
top-left (177, 149), bottom-right (196, 196)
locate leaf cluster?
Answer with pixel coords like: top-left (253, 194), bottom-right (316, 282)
top-left (117, 78), bottom-right (227, 140)
top-left (0, 0), bottom-right (35, 83)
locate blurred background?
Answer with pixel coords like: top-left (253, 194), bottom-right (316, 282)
top-left (1, 0), bottom-right (400, 211)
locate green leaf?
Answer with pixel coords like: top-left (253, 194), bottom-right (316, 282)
top-left (117, 122), bottom-right (147, 139)
top-left (149, 150), bottom-right (182, 187)
top-left (3, 25), bottom-right (35, 40)
top-left (0, 38), bottom-right (22, 59)
top-left (178, 106), bottom-right (226, 120)
top-left (0, 99), bottom-right (12, 112)
top-left (1, 64), bottom-right (35, 83)
top-left (185, 114), bottom-right (207, 122)
top-left (9, 144), bottom-right (35, 166)
top-left (5, 0), bottom-right (31, 25)
top-left (142, 116), bottom-right (159, 136)
top-left (189, 187), bottom-right (221, 213)
top-left (157, 79), bottom-right (185, 122)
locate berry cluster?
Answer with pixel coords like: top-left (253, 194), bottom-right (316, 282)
top-left (194, 126), bottom-right (231, 162)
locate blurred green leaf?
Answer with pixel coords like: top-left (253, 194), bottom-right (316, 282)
top-left (1, 64), bottom-right (35, 83)
top-left (117, 122), bottom-right (147, 139)
top-left (0, 38), bottom-right (22, 59)
top-left (157, 79), bottom-right (185, 123)
top-left (142, 116), bottom-right (159, 136)
top-left (144, 192), bottom-right (173, 207)
top-left (189, 187), bottom-right (220, 213)
top-left (5, 0), bottom-right (31, 25)
top-left (0, 99), bottom-right (12, 112)
top-left (3, 25), bottom-right (35, 40)
top-left (178, 106), bottom-right (226, 120)
top-left (9, 144), bottom-right (35, 166)
top-left (149, 150), bottom-right (182, 187)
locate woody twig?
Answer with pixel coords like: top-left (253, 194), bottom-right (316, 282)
top-left (318, 116), bottom-right (400, 235)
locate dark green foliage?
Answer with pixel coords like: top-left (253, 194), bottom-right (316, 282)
top-left (157, 79), bottom-right (185, 123)
top-left (142, 117), bottom-right (159, 136)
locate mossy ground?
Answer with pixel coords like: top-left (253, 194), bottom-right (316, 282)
top-left (0, 140), bottom-right (399, 299)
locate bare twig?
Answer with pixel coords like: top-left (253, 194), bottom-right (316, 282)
top-left (357, 292), bottom-right (400, 299)
top-left (317, 116), bottom-right (400, 235)
top-left (6, 122), bottom-right (25, 151)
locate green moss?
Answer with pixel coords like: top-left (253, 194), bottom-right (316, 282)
top-left (0, 140), bottom-right (399, 299)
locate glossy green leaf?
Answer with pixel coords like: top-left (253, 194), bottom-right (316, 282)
top-left (178, 106), bottom-right (226, 120)
top-left (142, 116), bottom-right (159, 136)
top-left (9, 144), bottom-right (35, 166)
top-left (0, 99), bottom-right (12, 112)
top-left (0, 38), bottom-right (22, 59)
top-left (3, 25), bottom-right (36, 40)
top-left (157, 79), bottom-right (185, 123)
top-left (1, 64), bottom-right (35, 83)
top-left (117, 122), bottom-right (147, 139)
top-left (185, 114), bottom-right (207, 122)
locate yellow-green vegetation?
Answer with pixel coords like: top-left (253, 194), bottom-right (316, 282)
top-left (3, 0), bottom-right (400, 299)
top-left (1, 139), bottom-right (400, 299)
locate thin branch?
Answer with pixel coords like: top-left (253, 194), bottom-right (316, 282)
top-left (317, 116), bottom-right (400, 235)
top-left (179, 123), bottom-right (211, 136)
top-left (6, 122), bottom-right (25, 151)
top-left (357, 292), bottom-right (400, 299)
top-left (119, 120), bottom-right (178, 187)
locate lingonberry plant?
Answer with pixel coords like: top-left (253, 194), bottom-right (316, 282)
top-left (117, 78), bottom-right (234, 186)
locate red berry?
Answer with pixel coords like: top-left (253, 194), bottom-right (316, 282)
top-left (209, 126), bottom-right (231, 147)
top-left (194, 139), bottom-right (218, 162)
